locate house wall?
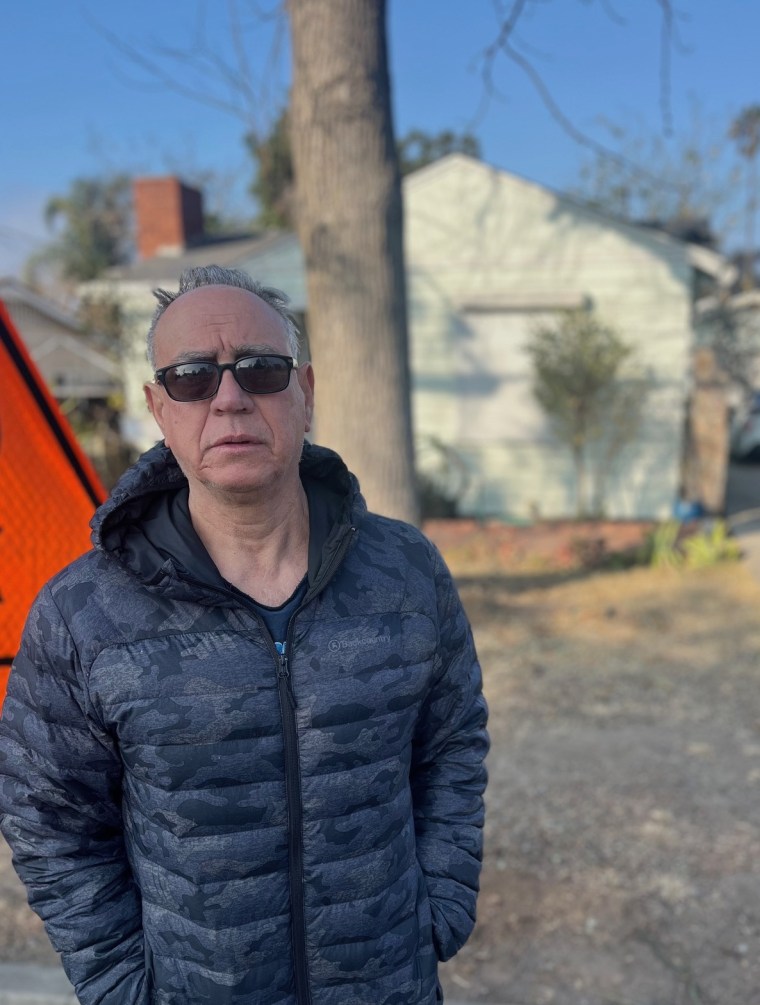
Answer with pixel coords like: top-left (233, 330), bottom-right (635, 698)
top-left (237, 237), bottom-right (308, 315)
top-left (31, 340), bottom-right (119, 398)
top-left (404, 157), bottom-right (694, 520)
top-left (88, 282), bottom-right (162, 449)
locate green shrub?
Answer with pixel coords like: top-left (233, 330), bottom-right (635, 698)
top-left (644, 520), bottom-right (741, 570)
top-left (681, 520), bottom-right (742, 568)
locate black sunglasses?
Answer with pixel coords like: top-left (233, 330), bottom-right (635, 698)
top-left (154, 354), bottom-right (298, 402)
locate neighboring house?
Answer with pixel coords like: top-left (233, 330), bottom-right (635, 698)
top-left (400, 157), bottom-right (731, 519)
top-left (695, 288), bottom-right (760, 405)
top-left (691, 289), bottom-right (760, 507)
top-left (0, 277), bottom-right (121, 401)
top-left (87, 159), bottom-right (732, 520)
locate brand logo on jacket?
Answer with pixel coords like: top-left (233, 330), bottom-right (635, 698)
top-left (328, 633), bottom-right (391, 653)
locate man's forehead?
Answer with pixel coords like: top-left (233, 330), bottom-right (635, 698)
top-left (181, 309), bottom-right (286, 343)
top-left (163, 285), bottom-right (277, 322)
top-left (196, 311), bottom-right (242, 334)
top-left (158, 290), bottom-right (286, 339)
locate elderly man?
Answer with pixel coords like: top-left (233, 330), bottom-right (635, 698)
top-left (0, 266), bottom-right (488, 1004)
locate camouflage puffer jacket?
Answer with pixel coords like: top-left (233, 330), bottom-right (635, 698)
top-left (0, 442), bottom-right (488, 1005)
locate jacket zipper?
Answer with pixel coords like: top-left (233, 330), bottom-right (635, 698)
top-left (276, 644), bottom-right (311, 1005)
top-left (210, 523), bottom-right (357, 1005)
top-left (275, 523), bottom-right (357, 1004)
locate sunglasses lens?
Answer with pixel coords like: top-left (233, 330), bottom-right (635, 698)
top-left (164, 363), bottom-right (218, 401)
top-left (159, 355), bottom-right (293, 400)
top-left (236, 355), bottom-right (291, 393)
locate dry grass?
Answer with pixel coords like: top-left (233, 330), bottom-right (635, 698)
top-left (440, 561), bottom-right (760, 1004)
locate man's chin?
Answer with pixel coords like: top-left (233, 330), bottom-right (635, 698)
top-left (202, 476), bottom-right (272, 496)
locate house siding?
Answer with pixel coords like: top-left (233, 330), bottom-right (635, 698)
top-left (405, 156), bottom-right (695, 519)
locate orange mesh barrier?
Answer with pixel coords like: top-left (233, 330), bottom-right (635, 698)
top-left (0, 300), bottom-right (105, 703)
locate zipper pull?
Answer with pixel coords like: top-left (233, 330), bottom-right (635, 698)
top-left (275, 641), bottom-right (288, 676)
top-left (275, 642), bottom-right (295, 707)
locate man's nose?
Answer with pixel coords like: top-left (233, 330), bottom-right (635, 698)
top-left (212, 368), bottom-right (254, 410)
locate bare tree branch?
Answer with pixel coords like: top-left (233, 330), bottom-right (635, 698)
top-left (488, 0), bottom-right (532, 51)
top-left (599, 0), bottom-right (627, 27)
top-left (90, 19), bottom-right (251, 121)
top-left (229, 0), bottom-right (255, 100)
top-left (85, 2), bottom-right (287, 143)
top-left (476, 0), bottom-right (690, 196)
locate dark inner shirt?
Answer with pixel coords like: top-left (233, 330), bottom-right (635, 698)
top-left (142, 486), bottom-right (309, 649)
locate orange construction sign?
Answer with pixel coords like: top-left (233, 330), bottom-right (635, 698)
top-left (0, 299), bottom-right (105, 702)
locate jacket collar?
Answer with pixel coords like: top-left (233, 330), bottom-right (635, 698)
top-left (92, 441), bottom-right (365, 594)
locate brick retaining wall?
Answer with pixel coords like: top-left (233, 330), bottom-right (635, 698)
top-left (423, 518), bottom-right (655, 575)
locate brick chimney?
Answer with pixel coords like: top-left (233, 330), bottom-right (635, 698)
top-left (133, 177), bottom-right (204, 260)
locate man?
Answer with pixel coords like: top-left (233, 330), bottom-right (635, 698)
top-left (0, 266), bottom-right (488, 1004)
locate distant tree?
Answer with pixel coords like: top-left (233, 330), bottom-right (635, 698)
top-left (396, 129), bottom-right (481, 176)
top-left (245, 118), bottom-right (480, 229)
top-left (29, 175), bottom-right (133, 284)
top-left (246, 107), bottom-right (296, 229)
top-left (77, 293), bottom-right (124, 356)
top-left (526, 309), bottom-right (647, 518)
top-left (729, 104), bottom-right (760, 289)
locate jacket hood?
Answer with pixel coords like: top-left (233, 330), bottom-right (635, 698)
top-left (91, 440), bottom-right (366, 597)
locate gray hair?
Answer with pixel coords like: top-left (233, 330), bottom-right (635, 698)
top-left (147, 264), bottom-right (301, 368)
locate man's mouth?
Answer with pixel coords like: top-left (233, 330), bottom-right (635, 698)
top-left (209, 435), bottom-right (262, 448)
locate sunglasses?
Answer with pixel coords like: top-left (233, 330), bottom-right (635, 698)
top-left (154, 354), bottom-right (298, 402)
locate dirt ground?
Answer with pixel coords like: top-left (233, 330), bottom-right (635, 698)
top-left (438, 560), bottom-right (760, 1005)
top-left (2, 555), bottom-right (760, 1005)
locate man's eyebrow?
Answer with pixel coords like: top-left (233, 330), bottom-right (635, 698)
top-left (169, 344), bottom-right (282, 364)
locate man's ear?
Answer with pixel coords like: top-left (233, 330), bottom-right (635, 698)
top-left (300, 363), bottom-right (315, 433)
top-left (144, 382), bottom-right (166, 435)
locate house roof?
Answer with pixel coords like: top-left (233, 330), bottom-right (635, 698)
top-left (0, 276), bottom-right (80, 330)
top-left (102, 232), bottom-right (290, 283)
top-left (695, 288), bottom-right (760, 320)
top-left (32, 332), bottom-right (121, 398)
top-left (96, 155), bottom-right (734, 296)
top-left (405, 153), bottom-right (733, 283)
top-left (0, 277), bottom-right (121, 398)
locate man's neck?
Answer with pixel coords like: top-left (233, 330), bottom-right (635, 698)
top-left (187, 480), bottom-right (310, 606)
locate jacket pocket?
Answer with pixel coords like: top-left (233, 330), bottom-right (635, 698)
top-left (413, 863), bottom-right (438, 985)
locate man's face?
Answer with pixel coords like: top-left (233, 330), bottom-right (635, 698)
top-left (144, 285), bottom-right (314, 500)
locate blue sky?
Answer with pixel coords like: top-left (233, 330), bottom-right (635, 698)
top-left (2, 0), bottom-right (758, 276)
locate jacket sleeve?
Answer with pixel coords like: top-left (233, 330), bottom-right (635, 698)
top-left (0, 584), bottom-right (148, 1005)
top-left (411, 546), bottom-right (489, 962)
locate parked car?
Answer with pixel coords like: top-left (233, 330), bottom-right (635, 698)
top-left (730, 391), bottom-right (760, 462)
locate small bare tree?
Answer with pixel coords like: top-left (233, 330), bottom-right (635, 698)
top-left (526, 309), bottom-right (648, 518)
top-left (729, 104), bottom-right (760, 290)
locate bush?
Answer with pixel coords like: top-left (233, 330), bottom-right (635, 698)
top-left (644, 520), bottom-right (741, 570)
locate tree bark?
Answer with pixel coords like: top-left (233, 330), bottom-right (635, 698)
top-left (288, 0), bottom-right (419, 523)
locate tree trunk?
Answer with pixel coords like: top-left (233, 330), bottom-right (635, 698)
top-left (288, 0), bottom-right (419, 523)
top-left (573, 443), bottom-right (587, 519)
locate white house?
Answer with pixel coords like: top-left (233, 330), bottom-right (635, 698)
top-left (0, 277), bottom-right (121, 401)
top-left (87, 158), bottom-right (731, 520)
